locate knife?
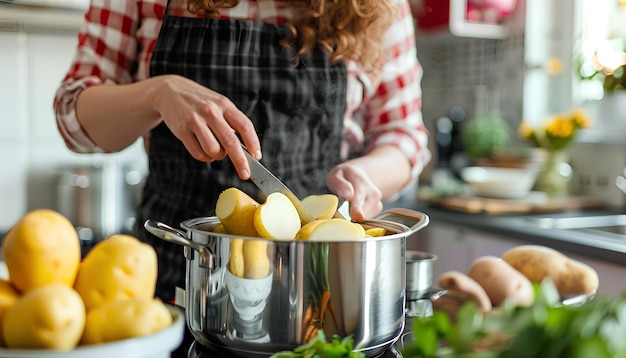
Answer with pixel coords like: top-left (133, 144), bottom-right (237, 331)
top-left (241, 146), bottom-right (316, 225)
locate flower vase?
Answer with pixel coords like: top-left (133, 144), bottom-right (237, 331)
top-left (534, 149), bottom-right (572, 197)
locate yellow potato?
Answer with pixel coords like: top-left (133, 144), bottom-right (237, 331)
top-left (303, 218), bottom-right (366, 241)
top-left (254, 192), bottom-right (301, 241)
top-left (295, 219), bottom-right (327, 240)
top-left (0, 279), bottom-right (20, 347)
top-left (243, 239), bottom-right (271, 279)
top-left (468, 255), bottom-right (534, 307)
top-left (501, 245), bottom-right (599, 296)
top-left (229, 238), bottom-right (245, 278)
top-left (215, 187), bottom-right (260, 237)
top-left (301, 194), bottom-right (339, 220)
top-left (3, 284), bottom-right (85, 350)
top-left (74, 234), bottom-right (157, 311)
top-left (2, 209), bottom-right (81, 294)
top-left (81, 297), bottom-right (172, 345)
top-left (364, 227), bottom-right (387, 237)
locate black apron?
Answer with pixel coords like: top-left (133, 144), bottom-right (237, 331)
top-left (136, 2), bottom-right (348, 302)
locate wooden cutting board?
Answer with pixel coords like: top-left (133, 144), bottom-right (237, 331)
top-left (429, 195), bottom-right (605, 214)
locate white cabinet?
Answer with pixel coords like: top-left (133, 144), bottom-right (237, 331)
top-left (424, 220), bottom-right (626, 298)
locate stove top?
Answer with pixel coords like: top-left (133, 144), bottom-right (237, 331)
top-left (187, 340), bottom-right (404, 358)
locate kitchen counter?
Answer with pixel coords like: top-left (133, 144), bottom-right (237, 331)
top-left (387, 195), bottom-right (626, 266)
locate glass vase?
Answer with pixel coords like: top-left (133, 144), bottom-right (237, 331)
top-left (534, 149), bottom-right (572, 197)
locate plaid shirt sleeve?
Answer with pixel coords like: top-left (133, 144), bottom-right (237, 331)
top-left (54, 0), bottom-right (164, 153)
top-left (348, 0), bottom-right (431, 183)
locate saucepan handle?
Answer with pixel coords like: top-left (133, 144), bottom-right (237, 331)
top-left (372, 208), bottom-right (430, 235)
top-left (144, 219), bottom-right (215, 269)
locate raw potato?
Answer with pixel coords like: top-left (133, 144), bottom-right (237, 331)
top-left (0, 279), bottom-right (20, 347)
top-left (468, 256), bottom-right (535, 307)
top-left (3, 284), bottom-right (86, 350)
top-left (364, 227), bottom-right (387, 237)
top-left (243, 239), bottom-right (271, 279)
top-left (301, 194), bottom-right (339, 220)
top-left (501, 245), bottom-right (599, 296)
top-left (74, 234), bottom-right (157, 311)
top-left (254, 192), bottom-right (301, 241)
top-left (81, 297), bottom-right (172, 345)
top-left (2, 209), bottom-right (81, 294)
top-left (216, 187), bottom-right (260, 237)
top-left (437, 270), bottom-right (492, 314)
top-left (229, 238), bottom-right (245, 278)
top-left (303, 218), bottom-right (366, 241)
top-left (295, 220), bottom-right (327, 240)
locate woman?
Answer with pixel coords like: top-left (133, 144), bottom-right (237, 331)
top-left (54, 0), bottom-right (430, 307)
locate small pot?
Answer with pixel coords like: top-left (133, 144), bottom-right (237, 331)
top-left (405, 251), bottom-right (437, 300)
top-left (145, 208), bottom-right (429, 357)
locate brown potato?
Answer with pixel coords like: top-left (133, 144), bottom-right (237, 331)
top-left (437, 270), bottom-right (493, 314)
top-left (501, 245), bottom-right (599, 296)
top-left (468, 256), bottom-right (534, 307)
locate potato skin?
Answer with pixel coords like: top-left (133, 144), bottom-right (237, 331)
top-left (81, 297), bottom-right (172, 345)
top-left (73, 234), bottom-right (157, 311)
top-left (468, 256), bottom-right (534, 307)
top-left (2, 209), bottom-right (81, 294)
top-left (3, 284), bottom-right (86, 350)
top-left (501, 245), bottom-right (599, 296)
top-left (437, 270), bottom-right (492, 314)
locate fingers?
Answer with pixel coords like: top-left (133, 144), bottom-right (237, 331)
top-left (326, 164), bottom-right (383, 221)
top-left (170, 86), bottom-right (258, 180)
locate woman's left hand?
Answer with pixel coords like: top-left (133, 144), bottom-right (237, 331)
top-left (326, 162), bottom-right (383, 222)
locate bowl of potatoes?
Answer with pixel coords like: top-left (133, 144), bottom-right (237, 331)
top-left (0, 209), bottom-right (184, 358)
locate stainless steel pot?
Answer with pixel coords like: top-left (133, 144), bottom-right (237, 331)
top-left (144, 208), bottom-right (428, 357)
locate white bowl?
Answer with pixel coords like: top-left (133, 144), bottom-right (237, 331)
top-left (460, 166), bottom-right (538, 199)
top-left (0, 305), bottom-right (184, 358)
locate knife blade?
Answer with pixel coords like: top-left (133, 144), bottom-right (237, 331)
top-left (242, 147), bottom-right (316, 224)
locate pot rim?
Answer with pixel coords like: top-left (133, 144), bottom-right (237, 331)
top-left (180, 216), bottom-right (414, 243)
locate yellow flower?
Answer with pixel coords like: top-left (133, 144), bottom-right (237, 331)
top-left (546, 116), bottom-right (575, 138)
top-left (518, 120), bottom-right (534, 140)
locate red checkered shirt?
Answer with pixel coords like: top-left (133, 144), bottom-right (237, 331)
top-left (54, 0), bottom-right (431, 183)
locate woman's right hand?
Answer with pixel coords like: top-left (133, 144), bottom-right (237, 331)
top-left (150, 74), bottom-right (261, 179)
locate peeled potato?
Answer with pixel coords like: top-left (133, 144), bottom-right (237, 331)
top-left (215, 187), bottom-right (260, 237)
top-left (254, 192), bottom-right (301, 241)
top-left (301, 194), bottom-right (339, 221)
top-left (2, 209), bottom-right (81, 294)
top-left (81, 297), bottom-right (172, 345)
top-left (243, 239), bottom-right (271, 279)
top-left (229, 238), bottom-right (245, 278)
top-left (302, 218), bottom-right (366, 241)
top-left (74, 234), bottom-right (157, 311)
top-left (0, 279), bottom-right (20, 347)
top-left (3, 284), bottom-right (85, 350)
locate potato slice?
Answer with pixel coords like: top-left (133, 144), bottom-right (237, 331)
top-left (243, 239), bottom-right (271, 279)
top-left (229, 239), bottom-right (245, 278)
top-left (254, 192), bottom-right (301, 241)
top-left (215, 187), bottom-right (260, 237)
top-left (302, 218), bottom-right (366, 241)
top-left (364, 227), bottom-right (387, 237)
top-left (295, 220), bottom-right (327, 240)
top-left (301, 194), bottom-right (339, 221)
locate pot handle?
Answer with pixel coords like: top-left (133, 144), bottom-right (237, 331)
top-left (373, 208), bottom-right (430, 235)
top-left (144, 220), bottom-right (215, 269)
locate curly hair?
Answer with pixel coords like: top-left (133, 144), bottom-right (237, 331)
top-left (187, 0), bottom-right (397, 70)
